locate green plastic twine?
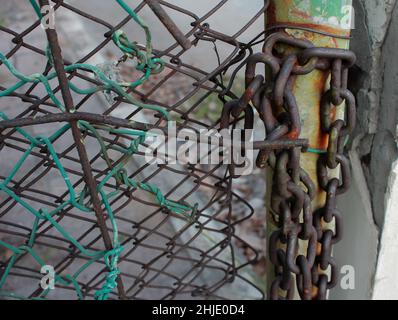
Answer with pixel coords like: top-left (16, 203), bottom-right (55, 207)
top-left (0, 0), bottom-right (197, 300)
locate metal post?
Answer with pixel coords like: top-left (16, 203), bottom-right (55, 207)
top-left (265, 0), bottom-right (353, 299)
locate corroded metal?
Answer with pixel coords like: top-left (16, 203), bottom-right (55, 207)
top-left (267, 0), bottom-right (353, 38)
top-left (265, 0), bottom-right (355, 300)
top-left (145, 0), bottom-right (192, 50)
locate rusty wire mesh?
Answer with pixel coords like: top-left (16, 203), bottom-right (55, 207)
top-left (0, 0), bottom-right (269, 300)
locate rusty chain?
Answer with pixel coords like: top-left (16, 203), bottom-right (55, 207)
top-left (220, 31), bottom-right (356, 300)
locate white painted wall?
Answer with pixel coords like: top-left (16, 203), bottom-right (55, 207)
top-left (373, 160), bottom-right (398, 299)
top-left (332, 0), bottom-right (398, 300)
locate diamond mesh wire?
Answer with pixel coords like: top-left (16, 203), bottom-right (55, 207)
top-left (0, 0), bottom-right (268, 300)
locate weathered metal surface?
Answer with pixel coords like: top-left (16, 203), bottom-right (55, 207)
top-left (265, 0), bottom-right (355, 299)
top-left (267, 0), bottom-right (353, 38)
top-left (144, 0), bottom-right (192, 50)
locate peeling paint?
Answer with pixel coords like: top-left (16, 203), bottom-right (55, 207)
top-left (267, 0), bottom-right (353, 36)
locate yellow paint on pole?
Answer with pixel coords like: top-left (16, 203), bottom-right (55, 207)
top-left (265, 0), bottom-right (353, 299)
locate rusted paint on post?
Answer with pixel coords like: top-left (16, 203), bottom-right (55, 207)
top-left (265, 0), bottom-right (353, 299)
top-left (267, 0), bottom-right (353, 40)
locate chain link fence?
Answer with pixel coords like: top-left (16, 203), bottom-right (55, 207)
top-left (0, 0), bottom-right (270, 300)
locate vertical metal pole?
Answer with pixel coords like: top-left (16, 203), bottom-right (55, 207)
top-left (265, 0), bottom-right (353, 299)
top-left (38, 0), bottom-right (127, 300)
top-left (144, 0), bottom-right (192, 50)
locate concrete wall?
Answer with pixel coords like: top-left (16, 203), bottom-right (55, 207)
top-left (331, 0), bottom-right (398, 300)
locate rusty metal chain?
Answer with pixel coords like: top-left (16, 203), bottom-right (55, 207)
top-left (220, 31), bottom-right (356, 300)
top-left (313, 50), bottom-right (356, 300)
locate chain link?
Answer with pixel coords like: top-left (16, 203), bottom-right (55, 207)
top-left (220, 31), bottom-right (356, 300)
